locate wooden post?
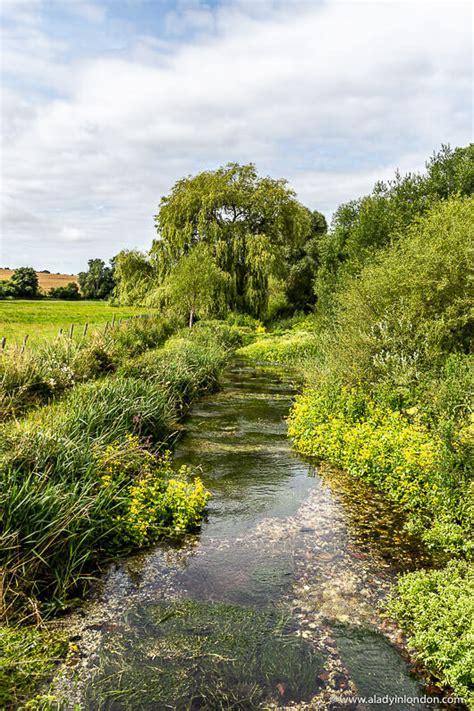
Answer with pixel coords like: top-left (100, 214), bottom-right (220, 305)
top-left (69, 324), bottom-right (74, 339)
top-left (21, 335), bottom-right (28, 353)
top-left (0, 336), bottom-right (6, 350)
top-left (83, 323), bottom-right (88, 337)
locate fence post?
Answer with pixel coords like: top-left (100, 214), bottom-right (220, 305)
top-left (69, 324), bottom-right (74, 339)
top-left (0, 336), bottom-right (6, 350)
top-left (83, 323), bottom-right (88, 337)
top-left (21, 335), bottom-right (28, 353)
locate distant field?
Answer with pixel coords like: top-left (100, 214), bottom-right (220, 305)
top-left (0, 300), bottom-right (156, 348)
top-left (0, 268), bottom-right (79, 293)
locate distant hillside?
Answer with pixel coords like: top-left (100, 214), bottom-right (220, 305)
top-left (0, 269), bottom-right (79, 293)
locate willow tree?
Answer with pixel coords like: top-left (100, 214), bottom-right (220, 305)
top-left (152, 163), bottom-right (311, 317)
top-left (113, 249), bottom-right (156, 305)
top-left (162, 244), bottom-right (229, 327)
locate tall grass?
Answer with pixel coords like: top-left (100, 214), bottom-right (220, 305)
top-left (0, 316), bottom-right (172, 420)
top-left (0, 323), bottom-right (242, 623)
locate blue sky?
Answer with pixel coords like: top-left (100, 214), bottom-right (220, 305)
top-left (0, 0), bottom-right (472, 273)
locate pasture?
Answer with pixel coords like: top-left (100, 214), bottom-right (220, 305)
top-left (0, 299), bottom-right (155, 347)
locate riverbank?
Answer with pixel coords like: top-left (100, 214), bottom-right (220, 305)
top-left (237, 330), bottom-right (473, 708)
top-left (0, 322), bottom-right (243, 709)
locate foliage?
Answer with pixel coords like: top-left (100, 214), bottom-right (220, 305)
top-left (0, 268), bottom-right (40, 299)
top-left (314, 144), bottom-right (474, 317)
top-left (112, 249), bottom-right (157, 305)
top-left (322, 196), bottom-right (473, 388)
top-left (100, 446), bottom-right (211, 546)
top-left (0, 324), bottom-right (234, 620)
top-left (48, 282), bottom-right (80, 300)
top-left (159, 243), bottom-right (229, 326)
top-left (386, 561), bottom-right (474, 707)
top-left (237, 331), bottom-right (318, 365)
top-left (153, 162), bottom-right (312, 317)
top-left (288, 383), bottom-right (473, 556)
top-left (284, 209), bottom-right (327, 312)
top-left (78, 258), bottom-right (115, 300)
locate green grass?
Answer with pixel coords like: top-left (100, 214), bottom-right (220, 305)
top-left (0, 316), bottom-right (172, 421)
top-left (236, 330), bottom-right (318, 366)
top-left (0, 322), bottom-right (243, 623)
top-left (0, 300), bottom-right (155, 347)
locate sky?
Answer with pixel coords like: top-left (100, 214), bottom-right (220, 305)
top-left (0, 0), bottom-right (472, 273)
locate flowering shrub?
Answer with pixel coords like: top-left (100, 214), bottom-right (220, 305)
top-left (286, 385), bottom-right (471, 549)
top-left (95, 437), bottom-right (211, 547)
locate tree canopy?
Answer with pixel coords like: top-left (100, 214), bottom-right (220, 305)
top-left (161, 244), bottom-right (229, 327)
top-left (153, 163), bottom-right (312, 317)
top-left (78, 259), bottom-right (115, 300)
top-left (0, 267), bottom-right (40, 298)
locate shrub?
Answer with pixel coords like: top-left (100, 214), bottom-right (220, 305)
top-left (102, 448), bottom-right (211, 547)
top-left (48, 282), bottom-right (80, 300)
top-left (320, 196), bottom-right (474, 388)
top-left (386, 561), bottom-right (474, 707)
top-left (288, 384), bottom-right (472, 556)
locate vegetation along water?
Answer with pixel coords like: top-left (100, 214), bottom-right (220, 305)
top-left (0, 144), bottom-right (472, 709)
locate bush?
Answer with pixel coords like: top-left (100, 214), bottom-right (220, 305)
top-left (386, 561), bottom-right (474, 707)
top-left (48, 282), bottom-right (80, 300)
top-left (288, 384), bottom-right (473, 557)
top-left (321, 196), bottom-right (473, 388)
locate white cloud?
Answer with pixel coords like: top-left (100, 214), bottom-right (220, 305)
top-left (0, 0), bottom-right (472, 271)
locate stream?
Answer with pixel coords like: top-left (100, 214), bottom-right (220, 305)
top-left (55, 360), bottom-right (454, 710)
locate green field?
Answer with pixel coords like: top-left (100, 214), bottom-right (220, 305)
top-left (0, 300), bottom-right (156, 347)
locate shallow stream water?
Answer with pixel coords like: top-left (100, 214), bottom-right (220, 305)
top-left (57, 360), bottom-right (455, 710)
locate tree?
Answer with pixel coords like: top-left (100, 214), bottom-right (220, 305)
top-left (314, 143), bottom-right (474, 320)
top-left (49, 282), bottom-right (80, 300)
top-left (78, 259), bottom-right (115, 300)
top-left (9, 267), bottom-right (40, 297)
top-left (153, 163), bottom-right (311, 317)
top-left (284, 209), bottom-right (327, 312)
top-left (162, 244), bottom-right (229, 327)
top-left (112, 250), bottom-right (157, 305)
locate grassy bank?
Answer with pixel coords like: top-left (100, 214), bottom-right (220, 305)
top-left (0, 322), bottom-right (242, 708)
top-left (0, 314), bottom-right (172, 421)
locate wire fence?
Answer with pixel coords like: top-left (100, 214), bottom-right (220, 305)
top-left (0, 313), bottom-right (158, 353)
